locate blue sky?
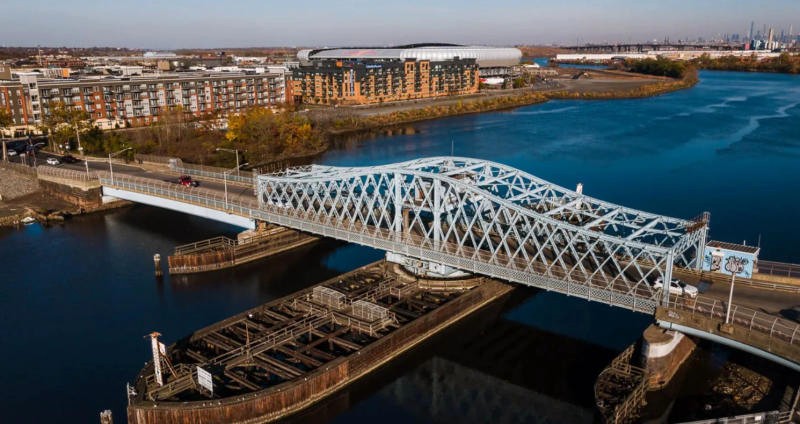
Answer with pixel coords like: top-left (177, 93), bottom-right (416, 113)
top-left (1, 0), bottom-right (798, 48)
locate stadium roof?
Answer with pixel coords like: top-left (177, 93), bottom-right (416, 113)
top-left (298, 44), bottom-right (521, 68)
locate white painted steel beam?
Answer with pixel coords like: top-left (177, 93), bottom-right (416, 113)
top-left (657, 320), bottom-right (800, 372)
top-left (103, 187), bottom-right (255, 229)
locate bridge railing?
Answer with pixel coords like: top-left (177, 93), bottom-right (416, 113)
top-left (98, 173), bottom-right (800, 369)
top-left (168, 161), bottom-right (255, 186)
top-left (665, 295), bottom-right (800, 348)
top-left (98, 174), bottom-right (799, 338)
top-left (675, 410), bottom-right (791, 424)
top-left (99, 173), bottom-right (662, 314)
top-left (37, 164), bottom-right (99, 181)
top-left (173, 235), bottom-right (236, 255)
top-left (758, 260), bottom-right (800, 279)
top-left (133, 154), bottom-right (174, 165)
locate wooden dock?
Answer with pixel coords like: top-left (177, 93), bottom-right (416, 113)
top-left (167, 226), bottom-right (318, 274)
top-left (594, 344), bottom-right (648, 423)
top-left (128, 261), bottom-right (513, 424)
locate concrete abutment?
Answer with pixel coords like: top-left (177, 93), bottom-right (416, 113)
top-left (641, 324), bottom-right (697, 390)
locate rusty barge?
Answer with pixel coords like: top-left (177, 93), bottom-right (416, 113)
top-left (127, 261), bottom-right (512, 424)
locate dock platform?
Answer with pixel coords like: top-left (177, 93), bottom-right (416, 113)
top-left (127, 261), bottom-right (512, 424)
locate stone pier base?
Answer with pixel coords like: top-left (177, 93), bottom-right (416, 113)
top-left (641, 325), bottom-right (696, 390)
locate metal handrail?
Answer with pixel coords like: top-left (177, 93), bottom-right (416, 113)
top-left (37, 164), bottom-right (99, 181)
top-left (168, 161), bottom-right (254, 185)
top-left (758, 260), bottom-right (800, 279)
top-left (98, 173), bottom-right (800, 355)
top-left (96, 174), bottom-right (657, 312)
top-left (666, 295), bottom-right (800, 347)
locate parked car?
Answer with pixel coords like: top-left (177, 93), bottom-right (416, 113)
top-left (652, 277), bottom-right (698, 298)
top-left (46, 157), bottom-right (60, 165)
top-left (61, 155), bottom-right (79, 164)
top-left (178, 175), bottom-right (199, 187)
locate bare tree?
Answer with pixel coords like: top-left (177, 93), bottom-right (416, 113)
top-left (39, 101), bottom-right (91, 153)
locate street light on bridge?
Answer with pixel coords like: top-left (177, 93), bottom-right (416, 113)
top-left (78, 146), bottom-right (90, 178)
top-left (109, 147), bottom-right (132, 183)
top-left (215, 147), bottom-right (240, 178)
top-left (223, 162), bottom-right (249, 211)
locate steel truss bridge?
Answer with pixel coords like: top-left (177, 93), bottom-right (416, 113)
top-left (96, 157), bottom-right (800, 371)
top-left (257, 157), bottom-right (706, 313)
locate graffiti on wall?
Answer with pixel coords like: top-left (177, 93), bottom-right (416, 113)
top-left (702, 247), bottom-right (755, 279)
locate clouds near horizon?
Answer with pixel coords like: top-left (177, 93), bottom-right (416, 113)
top-left (1, 0), bottom-right (797, 48)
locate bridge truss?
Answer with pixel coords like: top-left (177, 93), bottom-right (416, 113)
top-left (257, 157), bottom-right (709, 313)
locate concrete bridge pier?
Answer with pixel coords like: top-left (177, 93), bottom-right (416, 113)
top-left (640, 325), bottom-right (696, 390)
top-left (642, 325), bottom-right (697, 390)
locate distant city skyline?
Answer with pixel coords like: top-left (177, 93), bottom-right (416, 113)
top-left (1, 0), bottom-right (798, 48)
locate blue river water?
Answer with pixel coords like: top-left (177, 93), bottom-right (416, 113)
top-left (1, 70), bottom-right (798, 423)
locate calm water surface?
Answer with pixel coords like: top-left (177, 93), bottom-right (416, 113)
top-left (1, 70), bottom-right (798, 423)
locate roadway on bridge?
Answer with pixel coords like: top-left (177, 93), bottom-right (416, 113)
top-left (701, 280), bottom-right (800, 321)
top-left (57, 159), bottom-right (257, 204)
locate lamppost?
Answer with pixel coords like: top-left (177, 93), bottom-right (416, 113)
top-left (109, 147), bottom-right (132, 183)
top-left (725, 272), bottom-right (737, 325)
top-left (222, 162), bottom-right (248, 210)
top-left (215, 147), bottom-right (240, 177)
top-left (78, 146), bottom-right (89, 178)
top-left (73, 122), bottom-right (82, 152)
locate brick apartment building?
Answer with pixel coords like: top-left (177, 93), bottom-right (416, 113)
top-left (292, 44), bottom-right (521, 105)
top-left (292, 58), bottom-right (480, 105)
top-left (0, 70), bottom-right (290, 134)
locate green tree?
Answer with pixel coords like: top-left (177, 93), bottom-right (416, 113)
top-left (39, 101), bottom-right (92, 153)
top-left (626, 57), bottom-right (686, 78)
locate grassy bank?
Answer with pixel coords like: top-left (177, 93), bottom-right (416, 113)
top-left (545, 68), bottom-right (699, 100)
top-left (326, 91), bottom-right (549, 134)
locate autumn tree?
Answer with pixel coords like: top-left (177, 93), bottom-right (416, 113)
top-left (0, 108), bottom-right (12, 139)
top-left (226, 107), bottom-right (322, 161)
top-left (39, 101), bottom-right (92, 153)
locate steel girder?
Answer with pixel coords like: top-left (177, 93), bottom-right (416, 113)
top-left (257, 157), bottom-right (708, 309)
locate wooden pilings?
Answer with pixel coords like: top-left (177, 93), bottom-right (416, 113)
top-left (153, 254), bottom-right (162, 277)
top-left (99, 410), bottom-right (113, 424)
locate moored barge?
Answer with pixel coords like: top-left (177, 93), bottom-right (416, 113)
top-left (127, 260), bottom-right (512, 424)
